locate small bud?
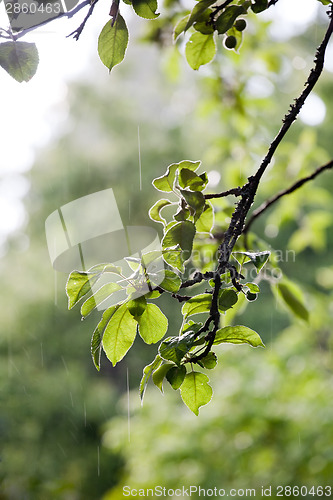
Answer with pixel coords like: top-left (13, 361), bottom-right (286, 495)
top-left (224, 35), bottom-right (237, 49)
top-left (234, 19), bottom-right (247, 31)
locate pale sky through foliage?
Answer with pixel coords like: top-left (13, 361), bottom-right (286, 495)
top-left (0, 0), bottom-right (330, 241)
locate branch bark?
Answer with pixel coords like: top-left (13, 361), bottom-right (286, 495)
top-left (244, 159), bottom-right (333, 234)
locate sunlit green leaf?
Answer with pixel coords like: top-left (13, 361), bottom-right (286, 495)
top-left (199, 351), bottom-right (217, 369)
top-left (152, 362), bottom-right (174, 391)
top-left (102, 302), bottom-right (137, 365)
top-left (127, 295), bottom-right (147, 318)
top-left (178, 169), bottom-right (208, 191)
top-left (81, 282), bottom-right (122, 318)
top-left (213, 325), bottom-right (265, 347)
top-left (218, 289), bottom-right (238, 311)
top-left (162, 221), bottom-right (196, 261)
top-left (139, 355), bottom-right (162, 400)
top-left (98, 15), bottom-right (129, 72)
top-left (158, 269), bottom-right (182, 292)
top-left (90, 305), bottom-right (120, 370)
top-left (138, 303), bottom-right (168, 343)
top-left (173, 14), bottom-right (190, 40)
top-left (185, 32), bottom-right (216, 70)
top-left (180, 372), bottom-right (213, 415)
top-left (180, 189), bottom-right (206, 221)
top-left (234, 250), bottom-right (270, 272)
top-left (132, 0), bottom-right (159, 19)
top-left (66, 271), bottom-right (102, 310)
top-left (196, 202), bottom-right (214, 233)
top-left (182, 293), bottom-right (211, 319)
top-left (185, 0), bottom-right (216, 32)
top-left (149, 199), bottom-right (173, 225)
top-left (166, 365), bottom-right (186, 389)
top-left (159, 330), bottom-right (197, 365)
top-left (153, 160), bottom-right (201, 192)
top-left (0, 41), bottom-right (38, 82)
top-left (245, 282), bottom-right (260, 293)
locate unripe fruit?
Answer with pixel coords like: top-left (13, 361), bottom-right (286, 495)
top-left (224, 35), bottom-right (237, 49)
top-left (234, 19), bottom-right (247, 31)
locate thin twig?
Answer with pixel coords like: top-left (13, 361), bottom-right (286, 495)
top-left (244, 159), bottom-right (333, 233)
top-left (10, 1), bottom-right (91, 41)
top-left (67, 0), bottom-right (99, 40)
top-left (205, 186), bottom-right (242, 199)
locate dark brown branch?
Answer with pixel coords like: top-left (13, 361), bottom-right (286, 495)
top-left (216, 5), bottom-right (333, 272)
top-left (205, 186), bottom-right (242, 199)
top-left (254, 8), bottom-right (333, 185)
top-left (67, 0), bottom-right (99, 41)
top-left (244, 160), bottom-right (333, 233)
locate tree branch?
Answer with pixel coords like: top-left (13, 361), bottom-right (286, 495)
top-left (244, 159), bottom-right (333, 234)
top-left (215, 4), bottom-right (333, 272)
top-left (205, 186), bottom-right (242, 199)
top-left (6, 0), bottom-right (91, 41)
top-left (67, 0), bottom-right (99, 41)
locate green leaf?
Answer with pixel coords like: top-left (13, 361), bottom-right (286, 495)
top-left (66, 271), bottom-right (102, 310)
top-left (234, 250), bottom-right (270, 272)
top-left (162, 246), bottom-right (184, 273)
top-left (149, 199), bottom-right (172, 225)
top-left (152, 362), bottom-right (174, 391)
top-left (199, 351), bottom-right (217, 369)
top-left (251, 0), bottom-right (268, 14)
top-left (158, 269), bottom-right (182, 292)
top-left (102, 302), bottom-right (137, 365)
top-left (185, 0), bottom-right (216, 32)
top-left (180, 372), bottom-right (213, 415)
top-left (166, 365), bottom-right (186, 389)
top-left (138, 304), bottom-right (168, 343)
top-left (80, 282), bottom-right (123, 318)
top-left (180, 190), bottom-right (206, 221)
top-left (162, 221), bottom-right (196, 261)
top-left (174, 14), bottom-right (190, 40)
top-left (91, 327), bottom-right (103, 371)
top-left (196, 202), bottom-right (214, 233)
top-left (98, 15), bottom-right (129, 72)
top-left (0, 41), bottom-right (38, 82)
top-left (277, 282), bottom-right (309, 322)
top-left (139, 355), bottom-right (162, 400)
top-left (178, 169), bottom-right (208, 191)
top-left (159, 330), bottom-right (197, 365)
top-left (182, 293), bottom-right (211, 319)
top-left (174, 207), bottom-right (191, 222)
top-left (218, 289), bottom-right (238, 311)
top-left (213, 325), bottom-right (265, 347)
top-left (132, 0), bottom-right (159, 19)
top-left (153, 163), bottom-right (179, 192)
top-left (153, 160), bottom-right (201, 192)
top-left (90, 305), bottom-right (120, 370)
top-left (245, 282), bottom-right (260, 293)
top-left (185, 32), bottom-right (216, 70)
top-left (127, 295), bottom-right (147, 318)
top-left (216, 5), bottom-right (246, 34)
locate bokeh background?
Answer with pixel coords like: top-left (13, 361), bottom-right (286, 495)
top-left (1, 0), bottom-right (333, 498)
